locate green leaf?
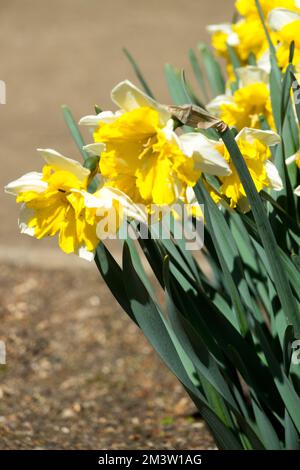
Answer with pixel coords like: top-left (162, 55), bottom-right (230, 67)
top-left (194, 181), bottom-right (258, 335)
top-left (62, 105), bottom-right (89, 161)
top-left (164, 63), bottom-right (193, 105)
top-left (197, 42), bottom-right (225, 96)
top-left (188, 48), bottom-right (209, 102)
top-left (285, 409), bottom-right (300, 449)
top-left (252, 399), bottom-right (281, 449)
top-left (94, 104), bottom-right (102, 114)
top-left (220, 128), bottom-right (300, 338)
top-left (122, 240), bottom-right (247, 450)
top-left (122, 241), bottom-right (199, 393)
top-left (188, 390), bottom-right (244, 450)
top-left (94, 243), bottom-right (135, 324)
top-left (163, 257), bottom-right (239, 413)
top-left (283, 325), bottom-right (295, 375)
top-left (62, 105), bottom-right (98, 193)
top-left (254, 319), bottom-right (300, 433)
top-left (123, 48), bottom-right (155, 99)
top-left (255, 0), bottom-right (282, 131)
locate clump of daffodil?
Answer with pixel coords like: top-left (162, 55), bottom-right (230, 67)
top-left (79, 81), bottom-right (231, 208)
top-left (5, 149), bottom-right (143, 260)
top-left (207, 66), bottom-right (274, 130)
top-left (208, 0), bottom-right (300, 69)
top-left (193, 128), bottom-right (282, 210)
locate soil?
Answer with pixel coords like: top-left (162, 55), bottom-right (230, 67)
top-left (0, 263), bottom-right (215, 450)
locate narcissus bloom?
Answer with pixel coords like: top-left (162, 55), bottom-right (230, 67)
top-left (208, 0), bottom-right (300, 65)
top-left (194, 128), bottom-right (282, 210)
top-left (5, 149), bottom-right (141, 260)
top-left (268, 7), bottom-right (300, 70)
top-left (80, 81), bottom-right (231, 207)
top-left (207, 23), bottom-right (240, 58)
top-left (207, 66), bottom-right (274, 130)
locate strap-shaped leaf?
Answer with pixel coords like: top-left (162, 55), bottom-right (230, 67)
top-left (123, 48), bottom-right (155, 99)
top-left (62, 105), bottom-right (89, 161)
top-left (94, 243), bottom-right (136, 324)
top-left (197, 42), bottom-right (225, 96)
top-left (164, 64), bottom-right (193, 105)
top-left (188, 48), bottom-right (209, 102)
top-left (220, 128), bottom-right (300, 338)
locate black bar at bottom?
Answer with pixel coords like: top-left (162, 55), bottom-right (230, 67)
top-left (0, 450), bottom-right (298, 467)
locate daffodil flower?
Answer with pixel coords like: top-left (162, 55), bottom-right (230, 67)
top-left (191, 128), bottom-right (282, 210)
top-left (79, 81), bottom-right (231, 207)
top-left (206, 23), bottom-right (240, 58)
top-left (207, 66), bottom-right (274, 130)
top-left (267, 7), bottom-right (300, 70)
top-left (5, 149), bottom-right (144, 260)
top-left (208, 1), bottom-right (300, 68)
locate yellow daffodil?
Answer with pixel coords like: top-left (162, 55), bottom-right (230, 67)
top-left (220, 128), bottom-right (282, 209)
top-left (207, 23), bottom-right (240, 58)
top-left (191, 128), bottom-right (282, 210)
top-left (268, 7), bottom-right (300, 70)
top-left (236, 0), bottom-right (298, 19)
top-left (5, 149), bottom-right (143, 260)
top-left (209, 1), bottom-right (300, 67)
top-left (207, 66), bottom-right (274, 130)
top-left (79, 81), bottom-right (231, 208)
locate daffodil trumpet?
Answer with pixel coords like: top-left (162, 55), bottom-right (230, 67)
top-left (79, 80), bottom-right (231, 209)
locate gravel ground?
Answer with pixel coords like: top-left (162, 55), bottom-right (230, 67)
top-left (0, 263), bottom-right (215, 450)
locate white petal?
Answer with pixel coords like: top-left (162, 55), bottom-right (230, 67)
top-left (268, 8), bottom-right (300, 31)
top-left (206, 23), bottom-right (239, 46)
top-left (111, 80), bottom-right (170, 124)
top-left (97, 187), bottom-right (147, 223)
top-left (18, 204), bottom-right (35, 236)
top-left (37, 148), bottom-right (90, 182)
top-left (179, 133), bottom-right (231, 176)
top-left (161, 120), bottom-right (182, 148)
top-left (79, 110), bottom-right (122, 126)
top-left (77, 246), bottom-right (95, 262)
top-left (185, 186), bottom-right (196, 204)
top-left (83, 143), bottom-right (105, 156)
top-left (265, 160), bottom-right (283, 191)
top-left (257, 49), bottom-right (271, 74)
top-left (295, 185), bottom-right (300, 196)
top-left (206, 94), bottom-right (234, 117)
top-left (5, 172), bottom-right (47, 195)
top-left (285, 153), bottom-right (298, 165)
top-left (236, 128), bottom-right (281, 147)
top-left (227, 32), bottom-right (240, 47)
top-left (207, 23), bottom-right (233, 34)
top-left (70, 188), bottom-right (111, 209)
top-left (236, 66), bottom-right (269, 87)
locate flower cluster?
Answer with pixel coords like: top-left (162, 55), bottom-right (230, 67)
top-left (208, 0), bottom-right (300, 71)
top-left (5, 77), bottom-right (284, 259)
top-left (11, 1), bottom-right (300, 260)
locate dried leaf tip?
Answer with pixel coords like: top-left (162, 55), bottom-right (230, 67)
top-left (166, 104), bottom-right (228, 133)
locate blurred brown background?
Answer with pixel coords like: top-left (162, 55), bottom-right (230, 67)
top-left (0, 0), bottom-right (233, 261)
